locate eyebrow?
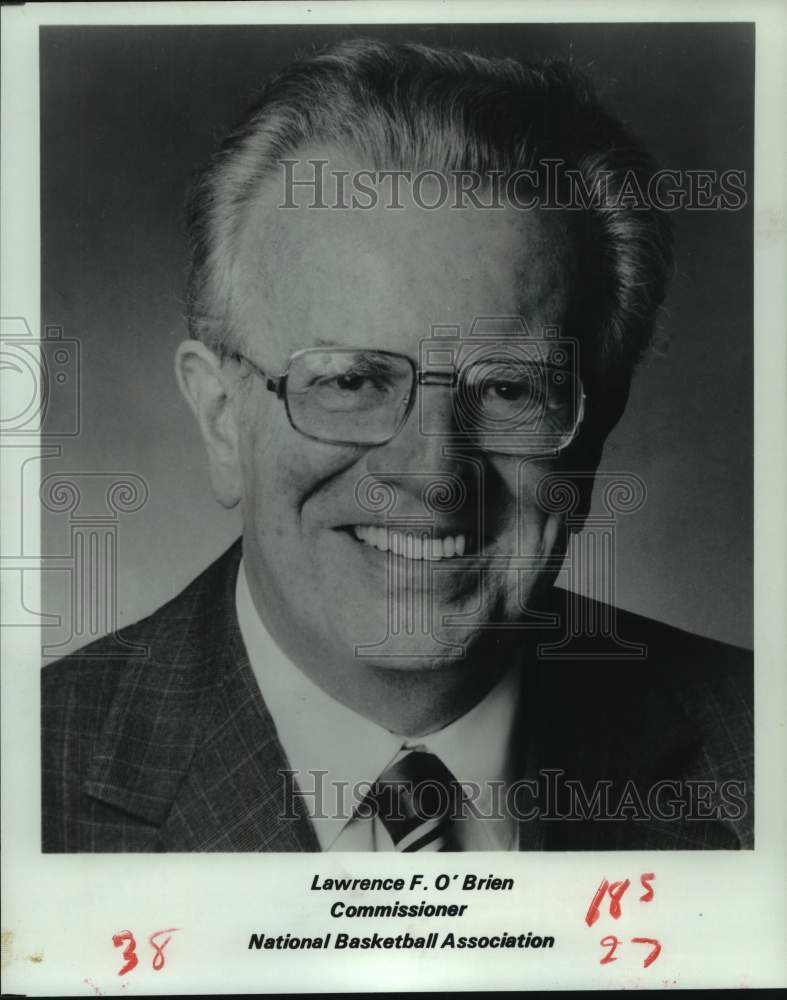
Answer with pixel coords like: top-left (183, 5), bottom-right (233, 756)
top-left (298, 343), bottom-right (406, 369)
top-left (341, 352), bottom-right (401, 375)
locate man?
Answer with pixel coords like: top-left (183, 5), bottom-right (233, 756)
top-left (42, 38), bottom-right (753, 852)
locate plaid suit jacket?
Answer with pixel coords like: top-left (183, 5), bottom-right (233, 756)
top-left (42, 539), bottom-right (753, 852)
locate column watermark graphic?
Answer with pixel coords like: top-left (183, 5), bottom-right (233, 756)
top-left (1, 316), bottom-right (150, 658)
top-left (536, 471), bottom-right (649, 659)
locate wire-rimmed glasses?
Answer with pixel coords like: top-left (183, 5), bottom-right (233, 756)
top-left (230, 345), bottom-right (585, 455)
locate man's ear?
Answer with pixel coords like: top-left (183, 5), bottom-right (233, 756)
top-left (175, 339), bottom-right (243, 508)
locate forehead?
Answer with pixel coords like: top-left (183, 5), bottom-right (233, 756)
top-left (231, 152), bottom-right (578, 363)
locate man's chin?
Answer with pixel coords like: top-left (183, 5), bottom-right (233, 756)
top-left (333, 600), bottom-right (495, 674)
top-left (350, 639), bottom-right (475, 674)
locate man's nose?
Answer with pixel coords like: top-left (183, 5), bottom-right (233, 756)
top-left (362, 384), bottom-right (473, 508)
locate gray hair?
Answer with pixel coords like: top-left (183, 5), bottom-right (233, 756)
top-left (185, 38), bottom-right (672, 420)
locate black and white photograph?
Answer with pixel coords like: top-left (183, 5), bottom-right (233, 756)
top-left (38, 18), bottom-right (755, 854)
top-left (2, 1), bottom-right (785, 994)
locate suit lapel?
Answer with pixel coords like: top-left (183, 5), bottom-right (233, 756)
top-left (82, 540), bottom-right (319, 852)
top-left (517, 590), bottom-right (743, 851)
top-left (157, 626), bottom-right (319, 852)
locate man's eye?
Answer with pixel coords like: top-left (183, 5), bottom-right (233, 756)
top-left (484, 379), bottom-right (541, 405)
top-left (319, 370), bottom-right (394, 392)
top-left (333, 373), bottom-right (369, 391)
top-left (490, 380), bottom-right (529, 401)
top-left (312, 372), bottom-right (392, 397)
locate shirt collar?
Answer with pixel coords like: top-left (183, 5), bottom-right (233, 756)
top-left (236, 559), bottom-right (522, 849)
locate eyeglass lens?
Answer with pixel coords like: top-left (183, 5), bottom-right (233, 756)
top-left (284, 348), bottom-right (582, 452)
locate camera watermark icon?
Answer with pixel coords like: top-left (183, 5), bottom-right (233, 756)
top-left (417, 317), bottom-right (584, 454)
top-left (347, 316), bottom-right (599, 660)
top-left (1, 317), bottom-right (80, 436)
top-left (342, 315), bottom-right (649, 661)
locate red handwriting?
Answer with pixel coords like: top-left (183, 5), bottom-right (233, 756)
top-left (585, 873), bottom-right (655, 926)
top-left (597, 936), bottom-right (662, 967)
top-left (639, 872), bottom-right (656, 902)
top-left (599, 935), bottom-right (621, 964)
top-left (586, 874), bottom-right (661, 969)
top-left (149, 928), bottom-right (179, 972)
top-left (112, 928), bottom-right (179, 977)
top-left (585, 878), bottom-right (631, 926)
top-left (111, 930), bottom-right (138, 977)
top-left (632, 936), bottom-right (662, 968)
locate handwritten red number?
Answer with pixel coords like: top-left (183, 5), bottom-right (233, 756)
top-left (587, 874), bottom-right (661, 971)
top-left (607, 879), bottom-right (631, 918)
top-left (631, 936), bottom-right (662, 968)
top-left (599, 935), bottom-right (621, 965)
top-left (111, 930), bottom-right (138, 977)
top-left (585, 879), bottom-right (608, 927)
top-left (149, 927), bottom-right (179, 971)
top-left (585, 878), bottom-right (631, 926)
top-left (113, 927), bottom-right (180, 976)
top-left (639, 872), bottom-right (655, 902)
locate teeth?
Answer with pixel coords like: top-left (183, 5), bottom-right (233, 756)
top-left (351, 527), bottom-right (470, 561)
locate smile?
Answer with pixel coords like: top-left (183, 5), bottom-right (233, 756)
top-left (352, 525), bottom-right (469, 560)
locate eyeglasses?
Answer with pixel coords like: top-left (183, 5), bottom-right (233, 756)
top-left (230, 346), bottom-right (585, 455)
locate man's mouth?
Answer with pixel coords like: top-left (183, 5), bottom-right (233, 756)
top-left (351, 524), bottom-right (470, 561)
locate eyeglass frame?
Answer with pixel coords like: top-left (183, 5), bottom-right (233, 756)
top-left (227, 345), bottom-right (587, 452)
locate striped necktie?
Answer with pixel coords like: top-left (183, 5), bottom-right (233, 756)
top-left (371, 749), bottom-right (461, 852)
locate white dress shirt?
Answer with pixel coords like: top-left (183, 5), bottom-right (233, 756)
top-left (236, 560), bottom-right (522, 851)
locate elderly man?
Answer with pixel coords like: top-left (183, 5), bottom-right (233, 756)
top-left (42, 39), bottom-right (752, 852)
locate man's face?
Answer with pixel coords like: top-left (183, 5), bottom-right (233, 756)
top-left (227, 157), bottom-right (580, 706)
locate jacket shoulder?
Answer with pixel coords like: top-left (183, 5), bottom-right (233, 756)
top-left (42, 537), bottom-right (243, 684)
top-left (552, 588), bottom-right (752, 673)
top-left (532, 591), bottom-right (754, 850)
top-left (550, 589), bottom-right (754, 746)
top-left (41, 539), bottom-right (242, 851)
top-left (611, 599), bottom-right (753, 699)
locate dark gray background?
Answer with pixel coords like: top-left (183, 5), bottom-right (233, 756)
top-left (40, 22), bottom-right (754, 654)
